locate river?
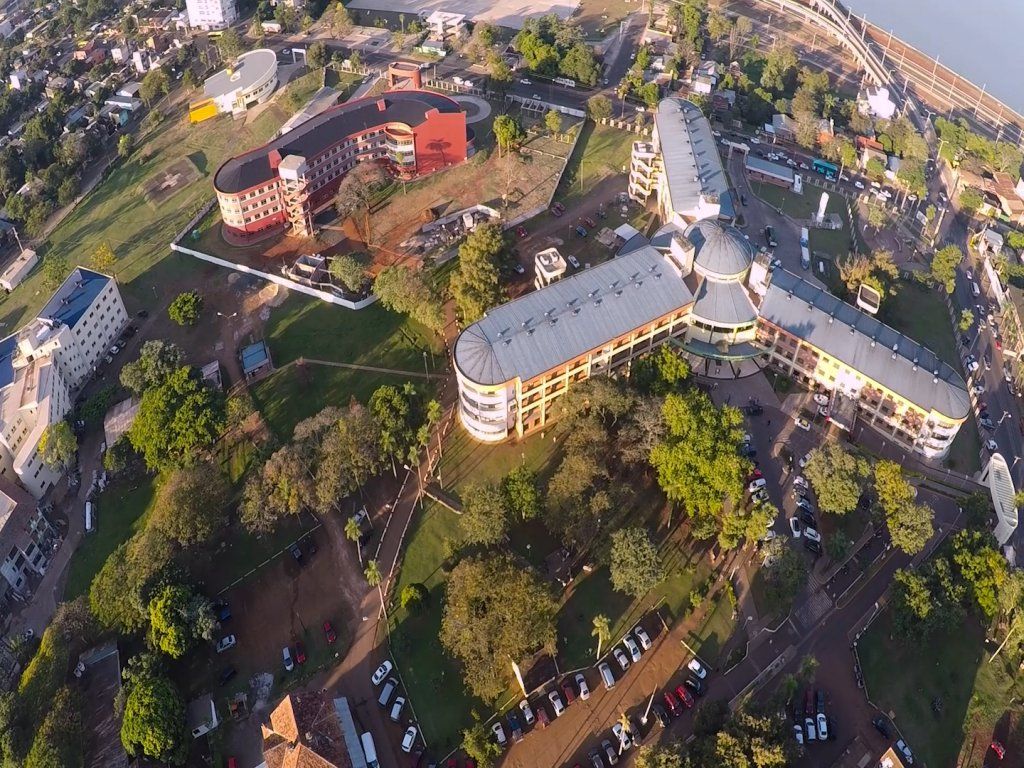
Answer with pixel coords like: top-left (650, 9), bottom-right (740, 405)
top-left (843, 0), bottom-right (1024, 116)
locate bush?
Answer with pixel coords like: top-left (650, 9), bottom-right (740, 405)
top-left (399, 583), bottom-right (428, 613)
top-left (167, 291), bottom-right (203, 327)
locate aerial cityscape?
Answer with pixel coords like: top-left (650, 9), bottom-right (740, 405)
top-left (0, 0), bottom-right (1018, 766)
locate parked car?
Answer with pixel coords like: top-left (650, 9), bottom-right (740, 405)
top-left (535, 704), bottom-right (551, 728)
top-left (575, 225), bottom-right (588, 237)
top-left (213, 600), bottom-right (231, 622)
top-left (651, 703), bottom-right (670, 727)
top-left (548, 690), bottom-right (566, 717)
top-left (216, 635), bottom-right (236, 653)
top-left (803, 526), bottom-right (822, 543)
top-left (550, 205), bottom-right (564, 217)
top-left (803, 537), bottom-right (822, 555)
top-left (390, 696), bottom-right (406, 723)
top-left (634, 626), bottom-right (652, 651)
top-left (323, 621), bottom-right (337, 644)
top-left (583, 216), bottom-right (597, 228)
top-left (663, 689), bottom-right (682, 717)
top-left (575, 672), bottom-right (591, 700)
top-left (567, 254), bottom-right (581, 269)
top-left (507, 711), bottom-right (523, 742)
top-left (872, 716), bottom-right (892, 738)
top-left (687, 658), bottom-right (708, 679)
top-left (789, 517), bottom-right (803, 538)
top-left (601, 739), bottom-right (619, 765)
top-left (896, 739), bottom-right (914, 764)
top-left (816, 712), bottom-right (828, 740)
top-left (294, 641), bottom-right (306, 665)
top-left (613, 647), bottom-right (630, 672)
top-left (623, 635), bottom-right (642, 663)
top-left (491, 722), bottom-right (506, 747)
top-left (794, 416), bottom-right (812, 431)
top-left (684, 676), bottom-right (704, 696)
top-left (289, 542), bottom-right (303, 564)
top-left (371, 660), bottom-right (394, 686)
top-left (588, 749), bottom-right (605, 768)
top-left (612, 722), bottom-right (632, 750)
top-left (674, 685), bottom-right (695, 708)
top-left (561, 678), bottom-right (577, 705)
top-left (805, 716), bottom-right (816, 741)
top-left (516, 226), bottom-right (528, 239)
top-left (519, 699), bottom-right (535, 725)
top-left (628, 717), bottom-right (644, 746)
top-left (794, 722), bottom-right (804, 744)
top-left (748, 477), bottom-right (767, 493)
top-left (402, 726), bottom-right (419, 753)
top-left (282, 646), bottom-right (295, 672)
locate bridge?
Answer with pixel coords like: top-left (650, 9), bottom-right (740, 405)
top-left (751, 0), bottom-right (1023, 146)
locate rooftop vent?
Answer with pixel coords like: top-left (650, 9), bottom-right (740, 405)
top-left (503, 339), bottom-right (511, 346)
top-left (572, 308), bottom-right (581, 316)
top-left (635, 280), bottom-right (643, 288)
top-left (588, 290), bottom-right (597, 298)
top-left (594, 298), bottom-right (602, 306)
top-left (549, 318), bottom-right (558, 326)
top-left (615, 289), bottom-right (623, 297)
top-left (527, 328), bottom-right (535, 336)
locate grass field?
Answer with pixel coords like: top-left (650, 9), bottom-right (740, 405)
top-left (859, 610), bottom-right (1024, 768)
top-left (749, 180), bottom-right (856, 258)
top-left (557, 122), bottom-right (636, 207)
top-left (0, 73), bottom-right (315, 332)
top-left (64, 477), bottom-right (157, 599)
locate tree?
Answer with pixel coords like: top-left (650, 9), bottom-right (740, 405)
top-left (631, 345), bottom-right (691, 395)
top-left (345, 516), bottom-right (361, 542)
top-left (139, 68), bottom-right (169, 107)
top-left (25, 685), bottom-right (83, 768)
top-left (440, 556), bottom-right (557, 701)
top-left (167, 290), bottom-right (202, 326)
top-left (635, 745), bottom-right (686, 768)
top-left (865, 156), bottom-right (886, 180)
top-left (364, 559), bottom-right (382, 586)
top-left (803, 444), bottom-right (870, 515)
top-left (865, 203), bottom-right (886, 230)
top-left (321, 2), bottom-right (353, 37)
top-left (959, 187), bottom-right (984, 214)
top-left (887, 502), bottom-right (934, 555)
top-left (151, 461), bottom-right (230, 545)
top-left (762, 540), bottom-right (807, 609)
top-left (462, 720), bottom-right (502, 768)
top-left (493, 114), bottom-right (525, 157)
top-left (41, 255), bottom-right (69, 291)
top-left (117, 134), bottom-right (133, 158)
top-left (837, 249), bottom-right (898, 302)
top-left (650, 391), bottom-right (749, 539)
top-left (559, 42), bottom-right (600, 85)
top-left (874, 460), bottom-right (915, 512)
top-left (930, 244), bottom-right (963, 293)
top-left (373, 266), bottom-right (444, 333)
top-left (400, 583), bottom-right (428, 612)
top-left (719, 503), bottom-right (775, 550)
top-left (544, 109), bottom-right (563, 136)
top-left (57, 175), bottom-right (79, 206)
top-left (951, 530), bottom-right (1007, 619)
top-left (609, 527), bottom-right (662, 598)
top-left (460, 482), bottom-right (508, 546)
top-left (216, 28), bottom-right (244, 61)
top-left (329, 252), bottom-right (367, 291)
top-left (120, 340), bottom-right (184, 395)
top-left (959, 309), bottom-right (975, 332)
top-left (183, 69), bottom-right (199, 91)
top-left (88, 242), bottom-right (117, 274)
top-left (591, 614), bottom-right (610, 659)
top-left (501, 466), bottom-right (541, 521)
top-left (147, 585), bottom-right (213, 659)
top-left (486, 52), bottom-right (513, 90)
top-left (120, 667), bottom-right (187, 765)
top-left (587, 94), bottom-right (612, 121)
top-left (37, 421), bottom-right (76, 471)
top-left (127, 366), bottom-right (226, 471)
top-left (451, 221), bottom-right (504, 323)
top-left (306, 41), bottom-right (326, 69)
top-left (333, 161), bottom-right (388, 242)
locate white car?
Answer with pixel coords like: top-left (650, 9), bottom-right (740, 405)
top-left (853, 180), bottom-right (865, 189)
top-left (986, 438), bottom-right (999, 452)
top-left (634, 626), bottom-right (652, 651)
top-left (575, 672), bottom-right (591, 700)
top-left (519, 699), bottom-right (535, 725)
top-left (794, 416), bottom-right (811, 431)
top-left (750, 136), bottom-right (761, 144)
top-left (215, 635), bottom-right (236, 653)
top-left (761, 529), bottom-right (778, 543)
top-left (623, 635), bottom-right (641, 663)
top-left (789, 517), bottom-right (803, 538)
top-left (568, 254), bottom-right (581, 269)
top-left (971, 384), bottom-right (985, 395)
top-left (786, 159), bottom-right (798, 167)
top-left (813, 393), bottom-right (830, 406)
top-left (799, 162), bottom-right (810, 170)
top-left (798, 452), bottom-right (812, 469)
top-left (612, 722), bottom-right (633, 750)
top-left (816, 712), bottom-right (828, 740)
top-left (519, 78), bottom-right (532, 85)
top-left (748, 477), bottom-right (767, 493)
top-left (805, 717), bottom-right (816, 741)
top-left (282, 646), bottom-right (294, 672)
top-left (804, 526), bottom-right (822, 543)
top-left (896, 739), bottom-right (914, 764)
top-left (548, 689), bottom-right (566, 717)
top-left (371, 660), bottom-right (393, 686)
top-left (401, 725), bottom-right (418, 753)
top-left (794, 722), bottom-right (804, 744)
top-left (751, 488), bottom-right (769, 505)
top-left (491, 721), bottom-right (507, 746)
top-left (687, 658), bottom-right (708, 679)
top-left (613, 647), bottom-right (630, 672)
top-left (967, 360), bottom-right (980, 373)
top-left (793, 475), bottom-right (808, 489)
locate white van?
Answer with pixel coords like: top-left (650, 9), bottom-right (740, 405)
top-left (971, 281), bottom-right (981, 297)
top-left (599, 662), bottom-right (616, 690)
top-left (378, 677), bottom-right (398, 708)
top-left (360, 732), bottom-right (380, 768)
top-left (84, 501), bottom-right (95, 533)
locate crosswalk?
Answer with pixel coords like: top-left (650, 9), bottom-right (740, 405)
top-left (794, 590), bottom-right (833, 632)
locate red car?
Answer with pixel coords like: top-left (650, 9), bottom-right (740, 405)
top-left (990, 742), bottom-right (1005, 760)
top-left (748, 469), bottom-right (763, 481)
top-left (294, 641), bottom-right (307, 665)
top-left (561, 679), bottom-right (577, 704)
top-left (323, 621), bottom-right (337, 644)
top-left (663, 690), bottom-right (682, 717)
top-left (583, 216), bottom-right (597, 228)
top-left (516, 226), bottom-right (528, 239)
top-left (675, 684), bottom-right (695, 708)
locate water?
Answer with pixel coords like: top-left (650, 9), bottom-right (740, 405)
top-left (843, 0), bottom-right (1024, 116)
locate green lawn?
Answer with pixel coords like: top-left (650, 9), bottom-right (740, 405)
top-left (64, 477), bottom-right (157, 599)
top-left (556, 122), bottom-right (635, 207)
top-left (859, 611), bottom-right (1024, 768)
top-left (881, 279), bottom-right (957, 367)
top-left (749, 180), bottom-right (856, 258)
top-left (203, 514), bottom-right (318, 593)
top-left (263, 294), bottom-right (441, 369)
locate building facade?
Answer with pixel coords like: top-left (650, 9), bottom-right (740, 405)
top-left (190, 49), bottom-right (278, 123)
top-left (0, 478), bottom-right (55, 604)
top-left (214, 91), bottom-right (471, 238)
top-left (185, 0), bottom-right (237, 29)
top-left (0, 269), bottom-right (126, 497)
top-left (454, 219), bottom-right (969, 459)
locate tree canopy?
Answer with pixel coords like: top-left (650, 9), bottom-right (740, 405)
top-left (120, 663), bottom-right (188, 765)
top-left (929, 244), bottom-right (963, 294)
top-left (147, 584), bottom-right (214, 659)
top-left (372, 266), bottom-right (444, 333)
top-left (609, 526), bottom-right (663, 598)
top-left (459, 482), bottom-right (509, 546)
top-left (151, 461), bottom-right (230, 546)
top-left (37, 421), bottom-right (76, 471)
top-left (167, 290), bottom-right (203, 326)
top-left (120, 340), bottom-right (183, 395)
top-left (802, 443), bottom-right (870, 515)
top-left (440, 556), bottom-right (557, 701)
top-left (451, 221), bottom-right (504, 323)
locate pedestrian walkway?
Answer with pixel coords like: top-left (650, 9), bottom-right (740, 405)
top-left (794, 589), bottom-right (833, 631)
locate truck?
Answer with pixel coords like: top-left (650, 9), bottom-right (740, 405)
top-left (800, 227), bottom-right (810, 270)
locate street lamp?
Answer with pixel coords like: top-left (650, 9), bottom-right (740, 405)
top-left (217, 312), bottom-right (238, 318)
top-left (999, 410), bottom-right (1012, 425)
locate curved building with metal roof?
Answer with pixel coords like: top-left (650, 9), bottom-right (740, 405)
top-left (203, 49), bottom-right (279, 117)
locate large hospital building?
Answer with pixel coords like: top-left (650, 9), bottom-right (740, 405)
top-left (453, 98), bottom-right (969, 459)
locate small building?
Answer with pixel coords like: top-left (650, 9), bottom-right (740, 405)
top-left (745, 154), bottom-right (795, 189)
top-left (0, 477), bottom-right (57, 603)
top-left (240, 340), bottom-right (273, 381)
top-left (858, 86), bottom-right (897, 120)
top-left (187, 694), bottom-right (219, 739)
top-left (416, 39), bottom-right (447, 58)
top-left (8, 70), bottom-right (28, 90)
top-left (0, 249), bottom-right (37, 293)
top-left (261, 692), bottom-right (364, 768)
top-left (387, 61), bottom-right (423, 90)
top-left (711, 89), bottom-right (736, 112)
top-left (195, 48), bottom-right (278, 119)
top-left (771, 113), bottom-right (797, 142)
top-left (45, 76), bottom-right (70, 98)
top-left (200, 360), bottom-right (223, 390)
top-left (978, 228), bottom-right (1004, 256)
top-left (104, 95), bottom-right (143, 112)
top-left (534, 247), bottom-right (566, 290)
top-left (102, 398), bottom-right (139, 448)
top-left (426, 10), bottom-right (466, 40)
top-left (117, 81), bottom-right (141, 99)
top-left (859, 145), bottom-right (887, 171)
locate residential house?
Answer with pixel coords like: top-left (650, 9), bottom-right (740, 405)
top-left (425, 10), bottom-right (466, 41)
top-left (8, 70), bottom-right (27, 90)
top-left (260, 692), bottom-right (366, 768)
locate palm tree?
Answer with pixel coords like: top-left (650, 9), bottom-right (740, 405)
top-left (592, 614), bottom-right (611, 660)
top-left (365, 560), bottom-right (382, 586)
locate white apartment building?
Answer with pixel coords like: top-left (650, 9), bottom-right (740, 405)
top-left (0, 268), bottom-right (126, 497)
top-left (0, 477), bottom-right (55, 604)
top-left (185, 0), bottom-right (238, 30)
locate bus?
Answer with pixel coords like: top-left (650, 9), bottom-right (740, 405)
top-left (811, 158), bottom-right (838, 181)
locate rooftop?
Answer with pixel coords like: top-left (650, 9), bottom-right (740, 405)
top-left (760, 270), bottom-right (970, 420)
top-left (688, 219), bottom-right (754, 278)
top-left (654, 98), bottom-right (729, 213)
top-left (203, 48), bottom-right (277, 100)
top-left (214, 90), bottom-right (464, 194)
top-left (455, 245), bottom-right (695, 386)
top-left (38, 267), bottom-right (112, 328)
top-left (744, 153), bottom-right (795, 183)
